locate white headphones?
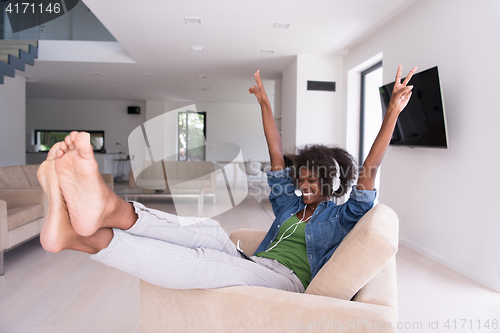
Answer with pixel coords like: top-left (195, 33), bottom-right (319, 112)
top-left (332, 158), bottom-right (341, 193)
top-left (265, 206), bottom-right (311, 252)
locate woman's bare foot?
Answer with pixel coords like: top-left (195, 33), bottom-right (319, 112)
top-left (38, 143), bottom-right (112, 254)
top-left (54, 131), bottom-right (138, 237)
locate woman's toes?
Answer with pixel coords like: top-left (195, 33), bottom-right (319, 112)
top-left (64, 133), bottom-right (75, 150)
top-left (74, 132), bottom-right (94, 160)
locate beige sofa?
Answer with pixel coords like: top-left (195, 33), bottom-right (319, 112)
top-left (0, 164), bottom-right (114, 275)
top-left (0, 165), bottom-right (46, 276)
top-left (129, 161), bottom-right (216, 201)
top-left (140, 204), bottom-right (399, 332)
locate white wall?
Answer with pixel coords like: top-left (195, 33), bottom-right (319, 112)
top-left (343, 0), bottom-right (500, 291)
top-left (26, 99), bottom-right (146, 154)
top-left (0, 75), bottom-right (26, 167)
top-left (200, 102), bottom-right (268, 162)
top-left (281, 55), bottom-right (344, 154)
top-left (295, 55), bottom-right (343, 147)
top-left (145, 100), bottom-right (269, 162)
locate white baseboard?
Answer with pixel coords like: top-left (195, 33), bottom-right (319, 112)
top-left (398, 238), bottom-right (500, 294)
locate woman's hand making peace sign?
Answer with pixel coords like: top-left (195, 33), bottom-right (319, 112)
top-left (388, 65), bottom-right (418, 115)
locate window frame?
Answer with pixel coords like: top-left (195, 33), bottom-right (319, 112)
top-left (177, 111), bottom-right (207, 161)
top-left (359, 61), bottom-right (383, 167)
top-left (33, 129), bottom-right (105, 152)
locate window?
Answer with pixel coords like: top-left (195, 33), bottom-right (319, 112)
top-left (177, 111), bottom-right (206, 161)
top-left (360, 62), bottom-right (383, 165)
top-left (360, 62), bottom-right (383, 198)
top-left (34, 130), bottom-right (105, 152)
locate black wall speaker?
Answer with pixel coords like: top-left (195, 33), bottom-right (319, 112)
top-left (128, 106), bottom-right (141, 114)
top-left (307, 81), bottom-right (336, 92)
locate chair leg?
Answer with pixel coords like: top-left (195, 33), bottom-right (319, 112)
top-left (0, 250), bottom-right (4, 276)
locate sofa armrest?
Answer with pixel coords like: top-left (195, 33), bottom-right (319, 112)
top-left (352, 256), bottom-right (398, 309)
top-left (229, 229), bottom-right (267, 255)
top-left (305, 204), bottom-right (399, 301)
top-left (0, 200), bottom-right (8, 252)
top-left (0, 189), bottom-right (47, 211)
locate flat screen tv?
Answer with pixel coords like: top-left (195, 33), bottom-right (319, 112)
top-left (379, 66), bottom-right (448, 148)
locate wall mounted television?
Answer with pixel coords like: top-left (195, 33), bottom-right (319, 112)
top-left (34, 130), bottom-right (105, 152)
top-left (379, 66), bottom-right (448, 148)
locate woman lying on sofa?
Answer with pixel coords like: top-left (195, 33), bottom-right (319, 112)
top-left (37, 66), bottom-right (416, 292)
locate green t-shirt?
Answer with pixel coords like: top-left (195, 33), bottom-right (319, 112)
top-left (255, 215), bottom-right (311, 289)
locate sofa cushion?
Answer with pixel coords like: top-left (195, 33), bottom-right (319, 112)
top-left (132, 161), bottom-right (214, 190)
top-left (136, 162), bottom-right (168, 190)
top-left (7, 205), bottom-right (44, 231)
top-left (21, 165), bottom-right (41, 188)
top-left (0, 166), bottom-right (31, 189)
top-left (304, 204), bottom-right (398, 301)
top-left (175, 162), bottom-right (212, 182)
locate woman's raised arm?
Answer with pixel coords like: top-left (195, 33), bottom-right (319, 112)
top-left (357, 65), bottom-right (417, 191)
top-left (249, 70), bottom-right (285, 171)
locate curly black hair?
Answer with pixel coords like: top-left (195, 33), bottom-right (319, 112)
top-left (285, 144), bottom-right (357, 198)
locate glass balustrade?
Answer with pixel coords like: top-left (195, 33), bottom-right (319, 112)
top-left (1, 1), bottom-right (115, 41)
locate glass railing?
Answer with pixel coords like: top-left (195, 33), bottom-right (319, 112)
top-left (1, 0), bottom-right (115, 41)
top-left (0, 3), bottom-right (4, 39)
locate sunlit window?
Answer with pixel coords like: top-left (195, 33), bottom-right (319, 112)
top-left (360, 62), bottom-right (383, 201)
top-left (34, 130), bottom-right (105, 152)
top-left (177, 112), bottom-right (206, 161)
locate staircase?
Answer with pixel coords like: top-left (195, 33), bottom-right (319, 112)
top-left (0, 40), bottom-right (39, 84)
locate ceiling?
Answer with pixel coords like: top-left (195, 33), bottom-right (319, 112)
top-left (23, 0), bottom-right (412, 103)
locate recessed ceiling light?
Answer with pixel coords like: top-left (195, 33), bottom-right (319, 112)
top-left (91, 72), bottom-right (103, 76)
top-left (198, 75), bottom-right (208, 79)
top-left (273, 22), bottom-right (291, 29)
top-left (261, 49), bottom-right (275, 54)
top-left (144, 73), bottom-right (156, 77)
top-left (185, 17), bottom-right (203, 25)
top-left (191, 45), bottom-right (205, 51)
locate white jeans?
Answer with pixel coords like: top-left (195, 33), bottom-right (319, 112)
top-left (90, 202), bottom-right (304, 292)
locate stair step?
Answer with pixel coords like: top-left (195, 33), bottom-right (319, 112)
top-left (0, 46), bottom-right (32, 55)
top-left (0, 40), bottom-right (38, 49)
top-left (0, 41), bottom-right (38, 84)
top-left (0, 60), bottom-right (15, 78)
top-left (0, 48), bottom-right (22, 56)
top-left (0, 40), bottom-right (38, 45)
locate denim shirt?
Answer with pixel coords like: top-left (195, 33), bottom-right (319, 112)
top-left (253, 167), bottom-right (377, 281)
